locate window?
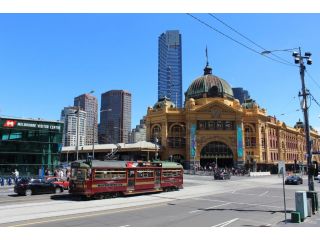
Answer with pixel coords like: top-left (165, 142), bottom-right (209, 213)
top-left (95, 170), bottom-right (126, 180)
top-left (137, 170), bottom-right (154, 178)
top-left (162, 170), bottom-right (181, 177)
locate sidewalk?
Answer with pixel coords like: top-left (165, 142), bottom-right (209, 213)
top-left (277, 211), bottom-right (320, 227)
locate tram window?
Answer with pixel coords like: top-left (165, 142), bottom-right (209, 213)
top-left (95, 170), bottom-right (126, 180)
top-left (71, 168), bottom-right (87, 180)
top-left (128, 170), bottom-right (135, 178)
top-left (137, 170), bottom-right (154, 178)
top-left (162, 170), bottom-right (181, 177)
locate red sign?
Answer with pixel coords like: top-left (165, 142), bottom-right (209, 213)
top-left (3, 120), bottom-right (17, 128)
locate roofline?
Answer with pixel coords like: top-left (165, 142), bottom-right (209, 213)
top-left (0, 116), bottom-right (63, 124)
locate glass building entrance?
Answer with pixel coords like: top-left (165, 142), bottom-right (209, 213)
top-left (200, 141), bottom-right (234, 168)
top-left (0, 117), bottom-right (63, 176)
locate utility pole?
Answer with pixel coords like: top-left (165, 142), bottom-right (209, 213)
top-left (293, 47), bottom-right (314, 191)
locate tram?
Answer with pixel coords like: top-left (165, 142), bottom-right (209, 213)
top-left (69, 159), bottom-right (183, 199)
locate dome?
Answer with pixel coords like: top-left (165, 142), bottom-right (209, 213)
top-left (185, 65), bottom-right (234, 100)
top-left (153, 96), bottom-right (176, 109)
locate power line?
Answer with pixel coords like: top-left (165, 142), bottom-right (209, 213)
top-left (305, 70), bottom-right (320, 90)
top-left (186, 13), bottom-right (297, 67)
top-left (310, 92), bottom-right (320, 109)
top-left (208, 14), bottom-right (295, 66)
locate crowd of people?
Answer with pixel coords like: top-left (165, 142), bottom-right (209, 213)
top-left (190, 163), bottom-right (249, 176)
top-left (45, 168), bottom-right (71, 180)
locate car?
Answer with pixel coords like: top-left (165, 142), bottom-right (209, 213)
top-left (214, 171), bottom-right (231, 180)
top-left (46, 177), bottom-right (69, 190)
top-left (14, 178), bottom-right (64, 196)
top-left (285, 175), bottom-right (303, 185)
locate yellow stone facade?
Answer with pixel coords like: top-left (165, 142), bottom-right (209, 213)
top-left (146, 66), bottom-right (320, 172)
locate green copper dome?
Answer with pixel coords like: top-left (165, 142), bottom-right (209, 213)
top-left (185, 65), bottom-right (234, 100)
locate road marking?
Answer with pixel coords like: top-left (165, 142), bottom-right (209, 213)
top-left (212, 218), bottom-right (239, 227)
top-left (8, 203), bottom-right (167, 227)
top-left (193, 197), bottom-right (282, 209)
top-left (189, 202), bottom-right (231, 214)
top-left (259, 191), bottom-right (269, 197)
top-left (119, 225), bottom-right (130, 227)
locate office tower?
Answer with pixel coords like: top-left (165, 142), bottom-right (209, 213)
top-left (232, 88), bottom-right (250, 104)
top-left (74, 93), bottom-right (98, 145)
top-left (158, 30), bottom-right (182, 108)
top-left (129, 116), bottom-right (146, 143)
top-left (99, 90), bottom-right (132, 144)
top-left (60, 106), bottom-right (87, 147)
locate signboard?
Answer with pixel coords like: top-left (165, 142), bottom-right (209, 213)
top-left (190, 123), bottom-right (196, 159)
top-left (278, 160), bottom-right (286, 175)
top-left (3, 120), bottom-right (17, 128)
top-left (237, 124), bottom-right (243, 158)
top-left (2, 119), bottom-right (61, 131)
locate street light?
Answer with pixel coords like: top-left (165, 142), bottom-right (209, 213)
top-left (262, 47), bottom-right (314, 191)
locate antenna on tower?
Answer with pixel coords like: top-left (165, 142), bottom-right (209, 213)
top-left (206, 45), bottom-right (209, 67)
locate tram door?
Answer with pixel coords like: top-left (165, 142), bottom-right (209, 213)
top-left (127, 170), bottom-right (135, 191)
top-left (155, 169), bottom-right (161, 189)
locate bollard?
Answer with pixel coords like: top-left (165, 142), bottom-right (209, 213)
top-left (306, 191), bottom-right (318, 214)
top-left (0, 177), bottom-right (4, 186)
top-left (291, 212), bottom-right (301, 223)
top-left (295, 191), bottom-right (308, 221)
top-left (7, 177), bottom-right (12, 186)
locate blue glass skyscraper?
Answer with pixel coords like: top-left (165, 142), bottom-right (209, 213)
top-left (158, 30), bottom-right (182, 108)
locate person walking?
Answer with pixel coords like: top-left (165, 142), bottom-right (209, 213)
top-left (59, 169), bottom-right (64, 179)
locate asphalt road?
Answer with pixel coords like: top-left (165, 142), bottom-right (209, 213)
top-left (1, 174), bottom-right (320, 227)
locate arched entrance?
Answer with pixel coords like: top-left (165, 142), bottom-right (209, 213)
top-left (200, 141), bottom-right (234, 168)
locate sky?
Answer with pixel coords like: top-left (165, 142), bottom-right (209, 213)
top-left (0, 13), bottom-right (319, 131)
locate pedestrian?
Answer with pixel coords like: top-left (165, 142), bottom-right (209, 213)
top-left (66, 169), bottom-right (70, 181)
top-left (59, 169), bottom-right (64, 179)
top-left (12, 169), bottom-right (19, 183)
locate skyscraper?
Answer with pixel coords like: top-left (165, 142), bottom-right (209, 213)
top-left (158, 30), bottom-right (182, 108)
top-left (232, 88), bottom-right (250, 104)
top-left (60, 106), bottom-right (87, 147)
top-left (99, 90), bottom-right (132, 144)
top-left (74, 93), bottom-right (98, 146)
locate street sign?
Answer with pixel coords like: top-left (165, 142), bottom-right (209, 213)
top-left (278, 160), bottom-right (286, 175)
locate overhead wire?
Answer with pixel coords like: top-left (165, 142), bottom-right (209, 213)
top-left (186, 13), bottom-right (297, 67)
top-left (207, 13), bottom-right (296, 67)
top-left (305, 70), bottom-right (320, 90)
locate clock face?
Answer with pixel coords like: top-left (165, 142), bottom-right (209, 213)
top-left (211, 109), bottom-right (222, 118)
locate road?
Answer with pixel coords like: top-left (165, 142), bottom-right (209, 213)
top-left (0, 174), bottom-right (319, 227)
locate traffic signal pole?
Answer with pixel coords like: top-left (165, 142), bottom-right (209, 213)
top-left (296, 47), bottom-right (314, 191)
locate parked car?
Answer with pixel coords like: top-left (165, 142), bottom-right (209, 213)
top-left (14, 178), bottom-right (64, 196)
top-left (214, 171), bottom-right (231, 180)
top-left (285, 175), bottom-right (303, 185)
top-left (46, 177), bottom-right (69, 190)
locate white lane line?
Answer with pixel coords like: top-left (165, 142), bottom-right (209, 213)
top-left (119, 225), bottom-right (130, 227)
top-left (189, 202), bottom-right (231, 214)
top-left (259, 191), bottom-right (269, 197)
top-left (193, 197), bottom-right (282, 209)
top-left (212, 218), bottom-right (239, 227)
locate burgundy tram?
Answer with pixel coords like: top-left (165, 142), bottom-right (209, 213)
top-left (69, 160), bottom-right (183, 199)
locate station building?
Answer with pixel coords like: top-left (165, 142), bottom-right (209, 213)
top-left (0, 117), bottom-right (63, 176)
top-left (145, 63), bottom-right (320, 172)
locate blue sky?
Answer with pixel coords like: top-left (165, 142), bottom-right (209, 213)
top-left (0, 14), bottom-right (319, 131)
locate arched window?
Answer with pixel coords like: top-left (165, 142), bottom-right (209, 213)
top-left (244, 124), bottom-right (256, 147)
top-left (168, 124), bottom-right (186, 148)
top-left (151, 125), bottom-right (161, 145)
